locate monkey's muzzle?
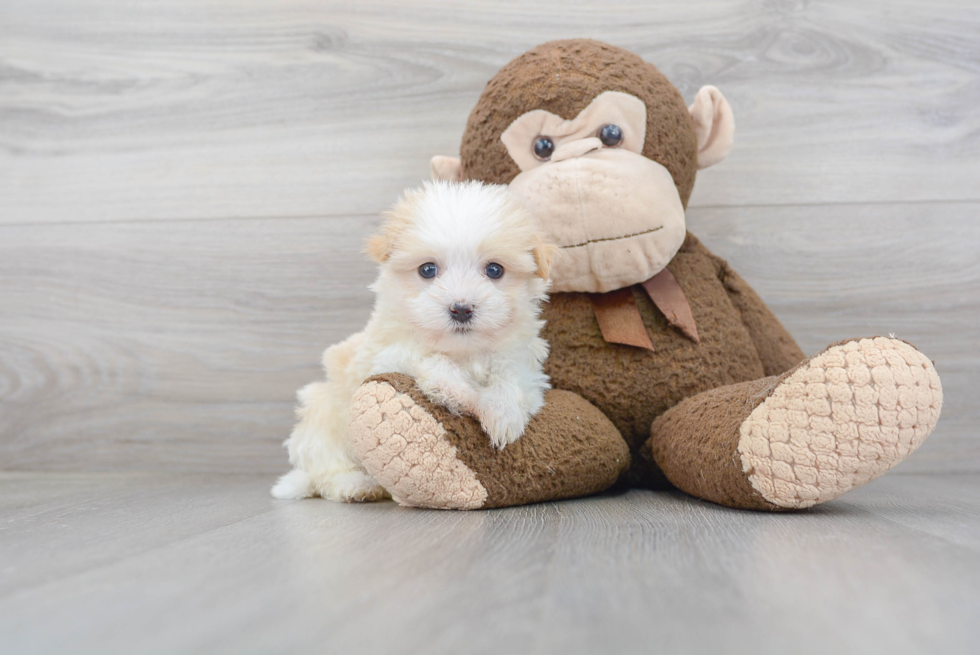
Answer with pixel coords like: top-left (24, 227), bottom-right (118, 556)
top-left (508, 149), bottom-right (687, 293)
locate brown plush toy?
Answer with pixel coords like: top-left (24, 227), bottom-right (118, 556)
top-left (348, 39), bottom-right (944, 511)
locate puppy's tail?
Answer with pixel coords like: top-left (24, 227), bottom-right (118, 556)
top-left (271, 469), bottom-right (315, 500)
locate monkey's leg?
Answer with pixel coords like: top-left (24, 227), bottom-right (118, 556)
top-left (646, 337), bottom-right (943, 511)
top-left (348, 373), bottom-right (630, 510)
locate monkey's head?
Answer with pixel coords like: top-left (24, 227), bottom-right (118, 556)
top-left (431, 39), bottom-right (734, 293)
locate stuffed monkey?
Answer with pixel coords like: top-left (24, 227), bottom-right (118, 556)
top-left (348, 40), bottom-right (943, 511)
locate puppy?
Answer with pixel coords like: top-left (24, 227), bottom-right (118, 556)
top-left (272, 180), bottom-right (557, 502)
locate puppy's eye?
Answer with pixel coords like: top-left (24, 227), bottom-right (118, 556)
top-left (418, 262), bottom-right (438, 279)
top-left (485, 262), bottom-right (504, 280)
top-left (533, 136), bottom-right (555, 161)
top-left (597, 124), bottom-right (624, 147)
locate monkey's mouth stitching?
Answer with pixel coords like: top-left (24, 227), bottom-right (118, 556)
top-left (560, 225), bottom-right (663, 249)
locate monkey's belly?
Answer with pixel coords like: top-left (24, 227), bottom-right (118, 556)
top-left (541, 250), bottom-right (766, 451)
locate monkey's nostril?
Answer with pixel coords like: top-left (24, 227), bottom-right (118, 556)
top-left (450, 302), bottom-right (474, 323)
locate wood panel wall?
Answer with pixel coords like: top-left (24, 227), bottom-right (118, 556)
top-left (1, 0), bottom-right (977, 472)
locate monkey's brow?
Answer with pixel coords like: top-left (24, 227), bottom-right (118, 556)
top-left (560, 225), bottom-right (663, 249)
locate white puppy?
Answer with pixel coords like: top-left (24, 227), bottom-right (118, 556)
top-left (272, 180), bottom-right (557, 502)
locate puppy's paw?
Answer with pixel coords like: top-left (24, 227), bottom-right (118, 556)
top-left (478, 402), bottom-right (528, 450)
top-left (321, 469), bottom-right (389, 503)
top-left (275, 468), bottom-right (388, 503)
top-left (417, 377), bottom-right (480, 416)
top-left (271, 469), bottom-right (315, 499)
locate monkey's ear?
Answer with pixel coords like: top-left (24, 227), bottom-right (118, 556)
top-left (688, 86), bottom-right (735, 169)
top-left (430, 155), bottom-right (463, 182)
top-left (533, 241), bottom-right (559, 280)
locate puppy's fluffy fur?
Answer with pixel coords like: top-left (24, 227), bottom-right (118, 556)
top-left (272, 181), bottom-right (557, 502)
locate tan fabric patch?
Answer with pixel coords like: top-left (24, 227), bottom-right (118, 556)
top-left (738, 337), bottom-right (943, 509)
top-left (500, 91), bottom-right (647, 172)
top-left (640, 268), bottom-right (700, 343)
top-left (591, 287), bottom-right (654, 350)
top-left (349, 381), bottom-right (488, 510)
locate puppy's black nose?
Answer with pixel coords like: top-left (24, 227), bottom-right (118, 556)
top-left (449, 302), bottom-right (474, 324)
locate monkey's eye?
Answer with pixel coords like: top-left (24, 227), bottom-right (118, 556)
top-left (598, 124), bottom-right (624, 147)
top-left (418, 262), bottom-right (438, 279)
top-left (485, 262), bottom-right (505, 279)
top-left (533, 136), bottom-right (555, 161)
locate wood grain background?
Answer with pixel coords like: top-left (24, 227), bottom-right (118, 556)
top-left (1, 0), bottom-right (977, 473)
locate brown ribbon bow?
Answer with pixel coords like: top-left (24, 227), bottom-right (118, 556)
top-left (590, 268), bottom-right (700, 350)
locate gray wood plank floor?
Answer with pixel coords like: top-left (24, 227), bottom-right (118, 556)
top-left (1, 472), bottom-right (978, 654)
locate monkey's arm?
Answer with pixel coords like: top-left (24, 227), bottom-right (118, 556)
top-left (715, 258), bottom-right (805, 376)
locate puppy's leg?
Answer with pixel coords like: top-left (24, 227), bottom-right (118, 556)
top-left (273, 337), bottom-right (387, 502)
top-left (411, 355), bottom-right (481, 417)
top-left (477, 357), bottom-right (550, 449)
top-left (273, 466), bottom-right (382, 502)
top-left (273, 380), bottom-right (387, 502)
top-left (475, 383), bottom-right (527, 449)
top-left (271, 468), bottom-right (315, 499)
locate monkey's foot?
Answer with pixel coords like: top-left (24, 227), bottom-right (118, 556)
top-left (348, 373), bottom-right (629, 510)
top-left (648, 337), bottom-right (943, 510)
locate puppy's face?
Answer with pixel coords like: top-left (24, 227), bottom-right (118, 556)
top-left (367, 181), bottom-right (555, 354)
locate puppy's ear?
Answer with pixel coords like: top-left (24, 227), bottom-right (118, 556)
top-left (368, 187), bottom-right (424, 263)
top-left (533, 240), bottom-right (559, 280)
top-left (364, 231), bottom-right (391, 263)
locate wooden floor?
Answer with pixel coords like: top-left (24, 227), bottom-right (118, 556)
top-left (2, 0), bottom-right (980, 652)
top-left (1, 471), bottom-right (978, 654)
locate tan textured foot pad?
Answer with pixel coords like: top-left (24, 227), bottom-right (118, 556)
top-left (738, 337), bottom-right (943, 509)
top-left (349, 373), bottom-right (630, 510)
top-left (349, 379), bottom-right (488, 509)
